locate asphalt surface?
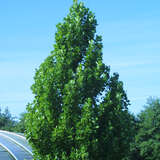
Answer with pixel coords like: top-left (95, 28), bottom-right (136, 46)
top-left (0, 130), bottom-right (33, 160)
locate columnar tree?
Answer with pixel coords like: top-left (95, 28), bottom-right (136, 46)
top-left (26, 1), bottom-right (133, 159)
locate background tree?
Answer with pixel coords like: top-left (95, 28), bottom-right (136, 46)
top-left (0, 107), bottom-right (16, 131)
top-left (129, 98), bottom-right (160, 160)
top-left (26, 1), bottom-right (133, 159)
top-left (14, 112), bottom-right (27, 133)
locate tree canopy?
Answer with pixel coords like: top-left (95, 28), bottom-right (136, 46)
top-left (0, 107), bottom-right (26, 132)
top-left (26, 1), bottom-right (133, 160)
top-left (129, 98), bottom-right (160, 160)
top-left (0, 107), bottom-right (16, 131)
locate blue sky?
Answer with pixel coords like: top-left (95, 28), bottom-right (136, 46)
top-left (0, 0), bottom-right (160, 117)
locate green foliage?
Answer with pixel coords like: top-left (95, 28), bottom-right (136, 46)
top-left (0, 107), bottom-right (26, 133)
top-left (128, 98), bottom-right (160, 160)
top-left (26, 1), bottom-right (133, 159)
top-left (14, 112), bottom-right (27, 133)
top-left (0, 107), bottom-right (16, 131)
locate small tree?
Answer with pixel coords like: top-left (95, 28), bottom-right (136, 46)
top-left (26, 1), bottom-right (133, 159)
top-left (0, 107), bottom-right (16, 131)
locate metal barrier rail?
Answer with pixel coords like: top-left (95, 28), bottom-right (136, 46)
top-left (0, 131), bottom-right (33, 160)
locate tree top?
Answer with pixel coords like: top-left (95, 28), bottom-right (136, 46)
top-left (73, 0), bottom-right (78, 4)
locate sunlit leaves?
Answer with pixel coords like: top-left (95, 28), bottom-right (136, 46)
top-left (26, 1), bottom-right (132, 160)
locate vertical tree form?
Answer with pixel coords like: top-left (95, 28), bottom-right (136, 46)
top-left (26, 1), bottom-right (132, 159)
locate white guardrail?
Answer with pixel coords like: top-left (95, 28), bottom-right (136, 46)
top-left (0, 142), bottom-right (18, 160)
top-left (0, 130), bottom-right (33, 160)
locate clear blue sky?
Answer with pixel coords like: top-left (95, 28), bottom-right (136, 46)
top-left (1, 0), bottom-right (160, 117)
